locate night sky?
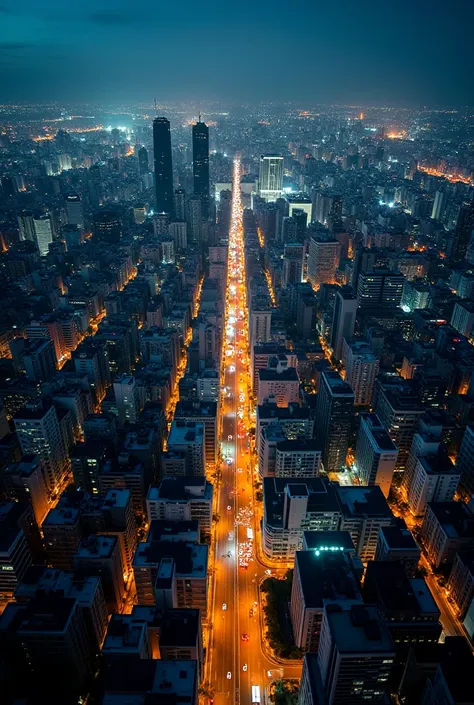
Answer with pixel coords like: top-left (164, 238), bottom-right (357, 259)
top-left (0, 0), bottom-right (473, 106)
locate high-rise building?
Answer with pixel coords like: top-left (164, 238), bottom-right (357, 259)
top-left (357, 269), bottom-right (405, 308)
top-left (17, 211), bottom-right (36, 242)
top-left (186, 195), bottom-right (202, 243)
top-left (93, 208), bottom-right (122, 244)
top-left (113, 375), bottom-right (140, 427)
top-left (342, 340), bottom-right (379, 406)
top-left (315, 371), bottom-right (354, 473)
top-left (259, 154), bottom-right (284, 202)
top-left (138, 146), bottom-right (149, 174)
top-left (449, 199), bottom-right (474, 265)
top-left (317, 603), bottom-right (395, 704)
top-left (456, 425), bottom-right (474, 494)
top-left (431, 190), bottom-right (448, 221)
top-left (64, 194), bottom-right (84, 230)
top-left (307, 235), bottom-right (340, 288)
top-left (23, 339), bottom-right (57, 383)
top-left (354, 413), bottom-right (398, 498)
top-left (192, 119), bottom-right (210, 219)
top-left (153, 117), bottom-right (174, 215)
top-left (330, 286), bottom-right (358, 361)
top-left (174, 188), bottom-right (186, 220)
top-left (33, 214), bottom-right (54, 255)
top-left (14, 399), bottom-right (68, 494)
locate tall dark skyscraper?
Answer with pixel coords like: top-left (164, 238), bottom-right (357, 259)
top-left (450, 199), bottom-right (474, 265)
top-left (138, 146), bottom-right (149, 175)
top-left (192, 119), bottom-right (210, 219)
top-left (153, 117), bottom-right (174, 215)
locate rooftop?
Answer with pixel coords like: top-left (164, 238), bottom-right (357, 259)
top-left (133, 541), bottom-right (208, 578)
top-left (336, 485), bottom-right (394, 519)
top-left (295, 550), bottom-right (361, 609)
top-left (325, 603), bottom-right (394, 654)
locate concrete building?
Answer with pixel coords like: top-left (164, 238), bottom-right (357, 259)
top-left (375, 521), bottom-right (421, 577)
top-left (274, 439), bottom-right (322, 478)
top-left (23, 339), bottom-right (57, 383)
top-left (307, 236), bottom-right (340, 288)
top-left (290, 549), bottom-right (362, 652)
top-left (337, 485), bottom-right (394, 562)
top-left (450, 301), bottom-right (474, 338)
top-left (113, 375), bottom-right (141, 427)
top-left (3, 454), bottom-right (50, 526)
top-left (74, 534), bottom-right (124, 613)
top-left (342, 340), bottom-right (379, 406)
top-left (259, 154), bottom-right (284, 202)
top-left (0, 502), bottom-right (34, 603)
top-left (315, 370), bottom-right (354, 473)
top-left (174, 400), bottom-right (218, 468)
top-left (147, 477), bottom-right (213, 536)
top-left (330, 286), bottom-right (358, 362)
top-left (405, 453), bottom-right (459, 517)
top-left (354, 413), bottom-right (398, 498)
top-left (257, 365), bottom-right (300, 407)
top-left (167, 421), bottom-right (205, 477)
top-left (456, 425), bottom-right (474, 495)
top-left (42, 501), bottom-right (82, 569)
top-left (447, 550), bottom-right (474, 619)
top-left (252, 344), bottom-right (297, 393)
top-left (256, 401), bottom-right (313, 455)
top-left (421, 502), bottom-right (474, 567)
top-left (262, 477), bottom-right (341, 560)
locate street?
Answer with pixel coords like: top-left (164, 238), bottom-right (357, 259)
top-left (207, 159), bottom-right (301, 705)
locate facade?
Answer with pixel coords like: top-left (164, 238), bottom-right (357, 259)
top-left (307, 236), bottom-right (340, 288)
top-left (447, 550), bottom-right (474, 619)
top-left (0, 502), bottom-right (33, 602)
top-left (315, 370), bottom-right (354, 473)
top-left (449, 199), bottom-right (474, 265)
top-left (330, 286), bottom-right (358, 361)
top-left (74, 534), bottom-right (124, 613)
top-left (192, 120), bottom-right (210, 219)
top-left (153, 117), bottom-right (174, 215)
top-left (354, 413), bottom-right (398, 498)
top-left (405, 454), bottom-right (459, 517)
top-left (274, 439), bottom-right (322, 478)
top-left (167, 420), bottom-right (205, 477)
top-left (113, 374), bottom-right (140, 427)
top-left (357, 269), bottom-right (405, 308)
top-left (342, 340), bottom-right (379, 406)
top-left (147, 477), bottom-right (213, 536)
top-left (456, 425), bottom-right (474, 495)
top-left (375, 521), bottom-right (421, 577)
top-left (257, 366), bottom-right (300, 407)
top-left (421, 502), bottom-right (474, 568)
top-left (337, 485), bottom-right (394, 562)
top-left (259, 154), bottom-right (284, 202)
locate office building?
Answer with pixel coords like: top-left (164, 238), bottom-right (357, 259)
top-left (14, 399), bottom-right (68, 494)
top-left (450, 301), bottom-right (474, 338)
top-left (431, 189), bottom-right (448, 221)
top-left (315, 370), bottom-right (354, 473)
top-left (375, 520), bottom-right (421, 577)
top-left (113, 374), bottom-right (140, 427)
top-left (153, 117), bottom-right (174, 215)
top-left (447, 550), bottom-right (474, 619)
top-left (337, 485), bottom-right (394, 562)
top-left (159, 608), bottom-right (203, 679)
top-left (357, 269), bottom-right (405, 309)
top-left (93, 208), bottom-right (122, 244)
top-left (330, 286), bottom-right (358, 361)
top-left (405, 452), bottom-right (459, 517)
top-left (342, 340), bottom-right (379, 406)
top-left (290, 549), bottom-right (362, 652)
top-left (23, 339), bottom-right (57, 383)
top-left (307, 236), bottom-right (340, 288)
top-left (274, 439), bottom-right (322, 478)
top-left (192, 119), bottom-right (210, 219)
top-left (3, 455), bottom-right (49, 526)
top-left (31, 214), bottom-right (54, 255)
top-left (252, 345), bottom-right (297, 392)
top-left (401, 280), bottom-right (430, 312)
top-left (0, 596), bottom-right (95, 700)
top-left (74, 534), bottom-right (124, 613)
top-left (147, 477), bottom-right (213, 536)
top-left (449, 199), bottom-right (474, 265)
top-left (249, 304), bottom-right (272, 348)
top-left (421, 502), bottom-right (474, 567)
top-left (257, 401), bottom-right (314, 455)
top-left (456, 425), bottom-right (474, 494)
top-left (64, 194), bottom-right (84, 229)
top-left (355, 413), bottom-right (398, 498)
top-left (42, 498), bottom-right (82, 569)
top-left (259, 154), bottom-right (284, 202)
top-left (138, 145), bottom-right (149, 174)
top-left (0, 502), bottom-right (34, 602)
top-left (363, 561), bottom-right (441, 644)
top-left (262, 477), bottom-right (341, 559)
top-left (167, 420), bottom-right (205, 476)
top-left (257, 365), bottom-right (300, 407)
top-left (317, 603), bottom-right (395, 704)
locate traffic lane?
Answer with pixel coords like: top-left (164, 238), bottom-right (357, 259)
top-left (213, 506), bottom-right (236, 696)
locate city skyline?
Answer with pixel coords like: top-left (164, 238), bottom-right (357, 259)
top-left (1, 0), bottom-right (474, 106)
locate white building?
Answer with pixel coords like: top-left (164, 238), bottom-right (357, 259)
top-left (354, 414), bottom-right (398, 498)
top-left (406, 455), bottom-right (460, 517)
top-left (167, 421), bottom-right (205, 477)
top-left (307, 236), bottom-right (340, 288)
top-left (342, 340), bottom-right (379, 406)
top-left (113, 375), bottom-right (140, 427)
top-left (258, 154), bottom-right (284, 202)
top-left (33, 214), bottom-right (54, 255)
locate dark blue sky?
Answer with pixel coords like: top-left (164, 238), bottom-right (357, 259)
top-left (0, 0), bottom-right (473, 105)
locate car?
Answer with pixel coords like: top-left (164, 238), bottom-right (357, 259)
top-left (227, 551), bottom-right (232, 558)
top-left (229, 365), bottom-right (235, 372)
top-left (249, 608), bottom-right (253, 617)
top-left (241, 633), bottom-right (249, 641)
top-left (265, 569), bottom-right (271, 575)
top-left (222, 603), bottom-right (227, 611)
top-left (228, 434), bottom-right (233, 441)
top-left (243, 664), bottom-right (248, 672)
top-left (227, 505), bottom-right (231, 511)
top-left (227, 672), bottom-right (232, 680)
top-left (226, 458), bottom-right (232, 465)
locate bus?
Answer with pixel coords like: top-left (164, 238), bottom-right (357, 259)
top-left (251, 686), bottom-right (261, 705)
top-left (247, 528), bottom-right (254, 541)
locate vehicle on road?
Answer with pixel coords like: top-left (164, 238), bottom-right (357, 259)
top-left (226, 458), bottom-right (233, 465)
top-left (227, 672), bottom-right (232, 680)
top-left (241, 633), bottom-right (249, 641)
top-left (222, 603), bottom-right (227, 611)
top-left (228, 434), bottom-right (233, 441)
top-left (265, 569), bottom-right (271, 575)
top-left (227, 505), bottom-right (231, 511)
top-left (252, 686), bottom-right (261, 704)
top-left (243, 664), bottom-right (248, 672)
top-left (249, 608), bottom-right (253, 617)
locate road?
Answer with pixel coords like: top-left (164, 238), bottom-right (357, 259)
top-left (207, 159), bottom-right (301, 705)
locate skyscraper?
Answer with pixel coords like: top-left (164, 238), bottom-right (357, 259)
top-left (259, 155), bottom-right (284, 202)
top-left (307, 235), bottom-right (340, 288)
top-left (64, 194), bottom-right (84, 230)
top-left (138, 146), bottom-right (149, 175)
top-left (153, 117), bottom-right (174, 215)
top-left (93, 209), bottom-right (122, 244)
top-left (192, 119), bottom-right (210, 219)
top-left (315, 370), bottom-right (354, 473)
top-left (33, 214), bottom-right (54, 255)
top-left (330, 286), bottom-right (358, 361)
top-left (450, 199), bottom-right (474, 265)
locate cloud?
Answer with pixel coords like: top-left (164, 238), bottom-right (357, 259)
top-left (86, 10), bottom-right (138, 25)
